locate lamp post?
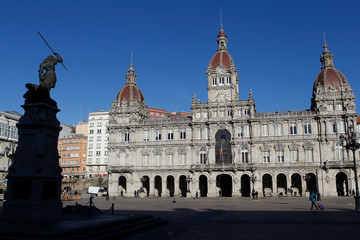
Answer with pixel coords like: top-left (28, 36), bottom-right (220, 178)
top-left (106, 170), bottom-right (111, 200)
top-left (340, 127), bottom-right (360, 210)
top-left (251, 174), bottom-right (257, 192)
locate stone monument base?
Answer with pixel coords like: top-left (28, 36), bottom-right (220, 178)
top-left (3, 200), bottom-right (62, 220)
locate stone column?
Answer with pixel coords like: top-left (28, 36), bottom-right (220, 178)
top-left (162, 177), bottom-right (167, 197)
top-left (3, 103), bottom-right (63, 220)
top-left (174, 176), bottom-right (179, 197)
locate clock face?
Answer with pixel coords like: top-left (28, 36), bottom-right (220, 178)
top-left (216, 66), bottom-right (224, 74)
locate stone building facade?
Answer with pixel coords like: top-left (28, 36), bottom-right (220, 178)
top-left (107, 26), bottom-right (358, 198)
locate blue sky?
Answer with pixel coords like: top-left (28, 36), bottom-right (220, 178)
top-left (1, 0), bottom-right (359, 125)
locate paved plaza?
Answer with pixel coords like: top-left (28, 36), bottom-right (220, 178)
top-left (60, 196), bottom-right (360, 240)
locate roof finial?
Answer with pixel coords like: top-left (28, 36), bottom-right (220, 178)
top-left (323, 30), bottom-right (326, 45)
top-left (220, 8), bottom-right (223, 28)
top-left (128, 51), bottom-right (134, 72)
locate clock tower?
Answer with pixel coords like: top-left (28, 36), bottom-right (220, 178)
top-left (206, 26), bottom-right (239, 103)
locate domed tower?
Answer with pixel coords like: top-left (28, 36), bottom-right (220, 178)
top-left (110, 61), bottom-right (148, 122)
top-left (311, 41), bottom-right (356, 115)
top-left (206, 26), bottom-right (239, 103)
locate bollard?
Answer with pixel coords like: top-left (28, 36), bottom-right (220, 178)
top-left (89, 197), bottom-right (93, 215)
top-left (112, 203), bottom-right (114, 214)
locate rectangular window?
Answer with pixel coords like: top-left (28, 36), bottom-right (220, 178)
top-left (96, 143), bottom-right (101, 148)
top-left (144, 130), bottom-right (149, 141)
top-left (304, 123), bottom-right (312, 134)
top-left (155, 130), bottom-right (161, 141)
top-left (219, 77), bottom-right (224, 85)
top-left (290, 124), bottom-right (297, 135)
top-left (263, 152), bottom-right (270, 163)
top-left (125, 132), bottom-right (130, 142)
top-left (275, 124), bottom-right (283, 136)
top-left (97, 129), bottom-right (102, 134)
top-left (88, 158), bottom-right (92, 163)
top-left (180, 154), bottom-right (186, 165)
top-left (261, 124), bottom-right (269, 136)
top-left (143, 155), bottom-right (149, 166)
top-left (167, 130), bottom-right (174, 140)
top-left (89, 129), bottom-right (94, 134)
top-left (200, 152), bottom-right (207, 164)
top-left (336, 104), bottom-right (342, 110)
top-left (227, 110), bottom-right (232, 117)
top-left (96, 151), bottom-right (101, 156)
top-left (241, 150), bottom-right (248, 163)
top-left (276, 150), bottom-right (284, 163)
top-left (96, 158), bottom-right (100, 163)
top-left (180, 130), bottom-right (186, 140)
top-left (89, 144), bottom-right (93, 149)
top-left (337, 121), bottom-right (345, 133)
top-left (167, 154), bottom-right (173, 165)
top-left (332, 122), bottom-right (337, 133)
top-left (305, 149), bottom-right (313, 162)
top-left (327, 104), bottom-right (334, 111)
top-left (290, 150), bottom-right (298, 162)
top-left (97, 136), bottom-right (101, 141)
top-left (97, 122), bottom-right (102, 127)
top-left (212, 78), bottom-right (217, 86)
top-left (197, 128), bottom-right (202, 139)
top-left (336, 148), bottom-right (344, 161)
top-left (226, 77), bottom-right (231, 84)
top-left (155, 154), bottom-right (161, 165)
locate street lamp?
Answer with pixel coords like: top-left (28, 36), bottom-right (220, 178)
top-left (340, 126), bottom-right (360, 210)
top-left (251, 174), bottom-right (257, 192)
top-left (186, 175), bottom-right (192, 192)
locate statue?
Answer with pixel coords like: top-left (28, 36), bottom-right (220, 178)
top-left (24, 53), bottom-right (63, 106)
top-left (38, 52), bottom-right (63, 91)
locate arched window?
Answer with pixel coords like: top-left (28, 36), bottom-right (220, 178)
top-left (215, 129), bottom-right (232, 164)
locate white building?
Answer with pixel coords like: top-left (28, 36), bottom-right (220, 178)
top-left (0, 111), bottom-right (21, 181)
top-left (87, 111), bottom-right (110, 177)
top-left (107, 26), bottom-right (358, 198)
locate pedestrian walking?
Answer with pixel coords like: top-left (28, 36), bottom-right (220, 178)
top-left (310, 191), bottom-right (318, 210)
top-left (196, 191), bottom-right (199, 199)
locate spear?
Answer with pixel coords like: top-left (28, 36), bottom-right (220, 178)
top-left (38, 32), bottom-right (69, 72)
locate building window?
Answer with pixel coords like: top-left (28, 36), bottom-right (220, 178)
top-left (275, 123), bottom-right (282, 136)
top-left (304, 123), bottom-right (311, 134)
top-left (305, 149), bottom-right (313, 162)
top-left (96, 151), bottom-right (101, 156)
top-left (219, 77), bottom-right (224, 85)
top-left (167, 154), bottom-right (173, 165)
top-left (331, 122), bottom-right (337, 133)
top-left (261, 124), bottom-right (269, 136)
top-left (96, 158), bottom-right (100, 163)
top-left (88, 158), bottom-right (92, 163)
top-left (197, 128), bottom-right (201, 139)
top-left (96, 143), bottom-right (101, 148)
top-left (263, 151), bottom-right (270, 163)
top-left (290, 124), bottom-right (297, 135)
top-left (155, 154), bottom-right (161, 166)
top-left (89, 122), bottom-right (94, 127)
top-left (167, 130), bottom-right (174, 140)
top-left (335, 147), bottom-right (344, 161)
top-left (89, 144), bottom-right (93, 149)
top-left (97, 136), bottom-right (101, 141)
top-left (241, 150), bottom-right (248, 163)
top-left (276, 150), bottom-right (284, 163)
top-left (290, 150), bottom-right (299, 162)
top-left (227, 110), bottom-right (232, 117)
top-left (337, 121), bottom-right (345, 133)
top-left (336, 104), bottom-right (342, 111)
top-left (212, 78), bottom-right (217, 86)
top-left (180, 154), bottom-right (186, 165)
top-left (143, 155), bottom-right (149, 166)
top-left (97, 129), bottom-right (102, 134)
top-left (200, 150), bottom-right (207, 164)
top-left (144, 130), bottom-right (149, 141)
top-left (125, 132), bottom-right (130, 142)
top-left (89, 129), bottom-right (94, 134)
top-left (155, 130), bottom-right (161, 141)
top-left (327, 104), bottom-right (334, 111)
top-left (180, 130), bottom-right (186, 140)
top-left (226, 77), bottom-right (231, 84)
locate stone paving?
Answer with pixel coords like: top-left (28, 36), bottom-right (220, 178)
top-left (63, 196), bottom-right (360, 240)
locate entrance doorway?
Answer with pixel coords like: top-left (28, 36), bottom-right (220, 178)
top-left (119, 176), bottom-right (126, 196)
top-left (167, 176), bottom-right (175, 197)
top-left (179, 175), bottom-right (187, 197)
top-left (241, 174), bottom-right (251, 197)
top-left (142, 176), bottom-right (150, 196)
top-left (277, 174), bottom-right (287, 196)
top-left (199, 175), bottom-right (208, 197)
top-left (262, 174), bottom-right (272, 196)
top-left (291, 173), bottom-right (302, 196)
top-left (154, 176), bottom-right (162, 197)
top-left (336, 172), bottom-right (349, 196)
top-left (216, 174), bottom-right (232, 197)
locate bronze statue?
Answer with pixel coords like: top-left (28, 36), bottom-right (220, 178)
top-left (38, 52), bottom-right (63, 91)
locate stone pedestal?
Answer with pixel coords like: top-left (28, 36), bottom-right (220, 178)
top-left (3, 103), bottom-right (63, 220)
